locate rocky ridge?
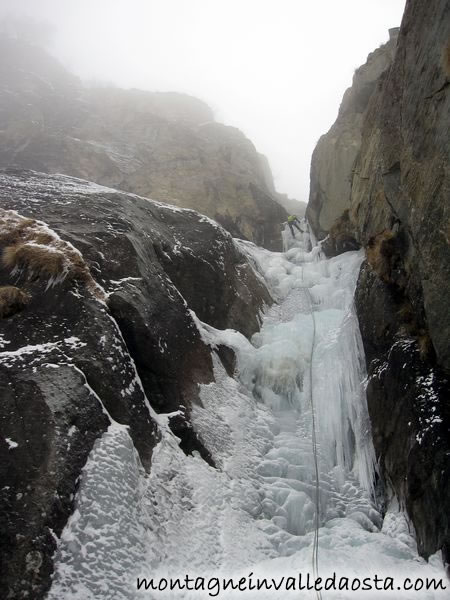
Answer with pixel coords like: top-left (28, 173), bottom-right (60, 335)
top-left (0, 36), bottom-right (287, 250)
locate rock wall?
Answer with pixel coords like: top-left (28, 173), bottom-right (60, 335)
top-left (350, 0), bottom-right (450, 373)
top-left (307, 28), bottom-right (399, 238)
top-left (0, 169), bottom-right (271, 599)
top-left (258, 152), bottom-right (307, 217)
top-left (0, 37), bottom-right (287, 250)
top-left (356, 264), bottom-right (449, 563)
top-left (307, 0), bottom-right (450, 564)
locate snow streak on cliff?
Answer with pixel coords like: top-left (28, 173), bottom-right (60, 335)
top-left (48, 227), bottom-right (446, 599)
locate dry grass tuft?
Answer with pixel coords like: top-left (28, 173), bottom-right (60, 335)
top-left (0, 285), bottom-right (30, 318)
top-left (328, 210), bottom-right (349, 237)
top-left (397, 299), bottom-right (434, 361)
top-left (0, 209), bottom-right (105, 300)
top-left (3, 244), bottom-right (69, 280)
top-left (417, 330), bottom-right (433, 360)
top-left (28, 232), bottom-right (55, 246)
top-left (366, 230), bottom-right (397, 283)
top-left (329, 210), bottom-right (357, 242)
top-left (0, 214), bottom-right (36, 246)
top-left (397, 301), bottom-right (415, 325)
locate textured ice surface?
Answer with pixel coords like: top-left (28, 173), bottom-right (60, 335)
top-left (48, 423), bottom-right (148, 599)
top-left (49, 225), bottom-right (447, 599)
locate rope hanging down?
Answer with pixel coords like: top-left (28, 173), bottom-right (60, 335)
top-left (304, 285), bottom-right (322, 600)
top-left (300, 221), bottom-right (322, 600)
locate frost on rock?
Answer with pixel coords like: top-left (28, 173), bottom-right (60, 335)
top-left (48, 224), bottom-right (447, 599)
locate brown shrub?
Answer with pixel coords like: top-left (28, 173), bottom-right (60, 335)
top-left (366, 230), bottom-right (397, 282)
top-left (0, 285), bottom-right (30, 318)
top-left (397, 301), bottom-right (415, 325)
top-left (417, 331), bottom-right (433, 360)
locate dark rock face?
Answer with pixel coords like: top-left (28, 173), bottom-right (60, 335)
top-left (356, 264), bottom-right (450, 563)
top-left (349, 0), bottom-right (450, 373)
top-left (0, 169), bottom-right (271, 599)
top-left (307, 0), bottom-right (450, 563)
top-left (0, 37), bottom-right (287, 250)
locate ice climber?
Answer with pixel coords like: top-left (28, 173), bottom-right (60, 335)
top-left (287, 214), bottom-right (302, 237)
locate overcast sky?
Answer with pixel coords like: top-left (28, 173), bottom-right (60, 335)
top-left (0, 0), bottom-right (406, 201)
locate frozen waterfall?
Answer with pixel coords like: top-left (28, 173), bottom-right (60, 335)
top-left (48, 224), bottom-right (447, 599)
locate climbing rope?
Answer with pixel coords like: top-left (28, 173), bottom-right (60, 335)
top-left (282, 221), bottom-right (322, 599)
top-left (300, 222), bottom-right (322, 600)
top-left (304, 285), bottom-right (322, 600)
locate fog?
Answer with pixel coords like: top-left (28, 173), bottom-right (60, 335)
top-left (0, 0), bottom-right (406, 201)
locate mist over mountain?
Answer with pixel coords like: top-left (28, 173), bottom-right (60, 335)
top-left (0, 34), bottom-right (291, 249)
top-left (0, 0), bottom-right (407, 201)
